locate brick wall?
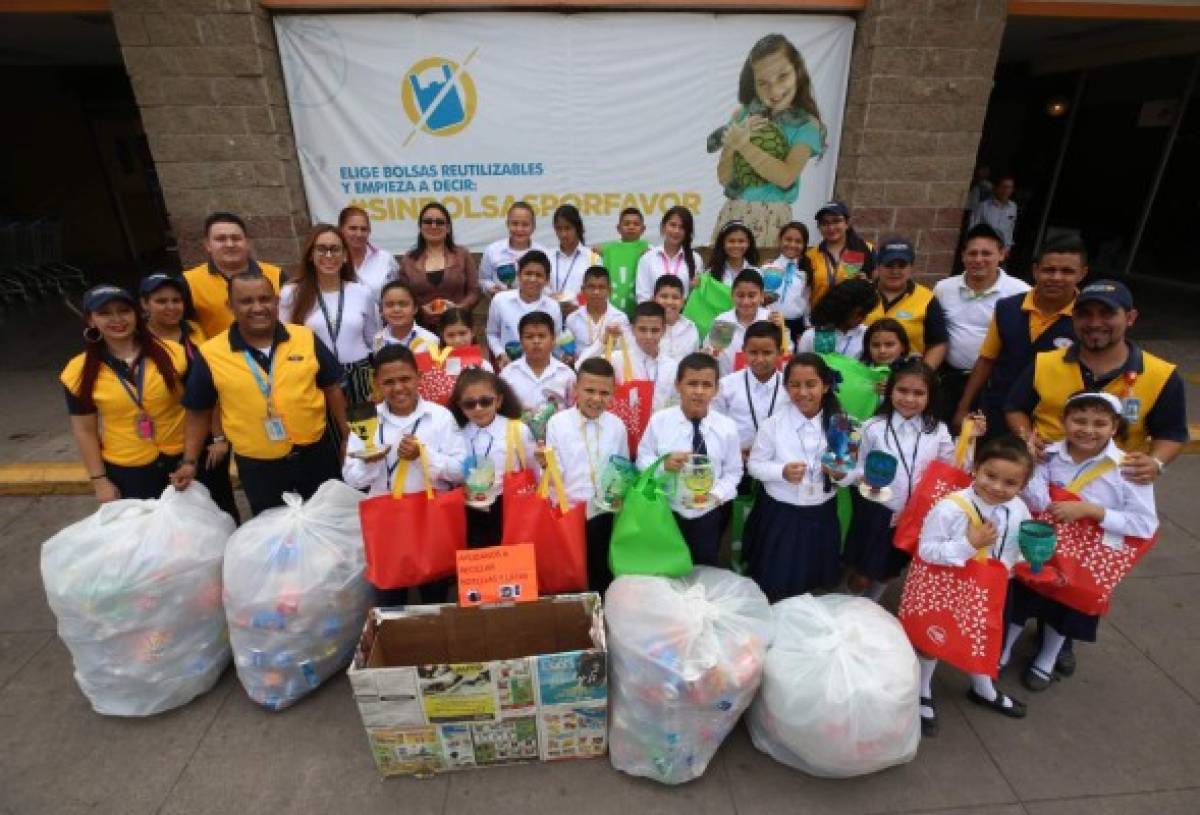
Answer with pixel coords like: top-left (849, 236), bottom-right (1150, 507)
top-left (111, 0), bottom-right (311, 270)
top-left (835, 0), bottom-right (1006, 278)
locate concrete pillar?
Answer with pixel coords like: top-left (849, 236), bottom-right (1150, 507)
top-left (111, 0), bottom-right (310, 269)
top-left (835, 0), bottom-right (1007, 278)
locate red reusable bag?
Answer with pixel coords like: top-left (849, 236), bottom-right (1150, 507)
top-left (1014, 480), bottom-right (1157, 616)
top-left (415, 345), bottom-right (485, 406)
top-left (605, 336), bottom-right (653, 455)
top-left (898, 494), bottom-right (1008, 677)
top-left (360, 444), bottom-right (467, 588)
top-left (501, 448), bottom-right (587, 593)
top-left (500, 420), bottom-right (537, 498)
top-left (893, 421), bottom-right (976, 556)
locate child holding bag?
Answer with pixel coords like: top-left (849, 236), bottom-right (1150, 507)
top-left (344, 345), bottom-right (466, 605)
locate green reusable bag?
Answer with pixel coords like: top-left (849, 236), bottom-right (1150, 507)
top-left (600, 240), bottom-right (648, 318)
top-left (729, 491), bottom-right (756, 575)
top-left (682, 273), bottom-right (733, 340)
top-left (819, 353), bottom-right (889, 421)
top-left (609, 456), bottom-right (693, 578)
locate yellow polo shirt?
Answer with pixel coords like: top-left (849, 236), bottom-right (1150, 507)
top-left (183, 260), bottom-right (282, 339)
top-left (979, 292), bottom-right (1074, 360)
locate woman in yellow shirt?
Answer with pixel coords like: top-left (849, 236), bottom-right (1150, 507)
top-left (61, 285), bottom-right (189, 502)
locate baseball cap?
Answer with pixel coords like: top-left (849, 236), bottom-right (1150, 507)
top-left (815, 201), bottom-right (850, 221)
top-left (81, 285), bottom-right (136, 312)
top-left (1075, 280), bottom-right (1133, 311)
top-left (877, 237), bottom-right (915, 265)
top-left (139, 272), bottom-right (187, 298)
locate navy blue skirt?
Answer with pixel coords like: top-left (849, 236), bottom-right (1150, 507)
top-left (744, 492), bottom-right (841, 602)
top-left (1008, 580), bottom-right (1099, 641)
top-left (843, 489), bottom-right (911, 582)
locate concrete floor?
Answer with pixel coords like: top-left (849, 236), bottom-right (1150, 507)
top-left (2, 282), bottom-right (1198, 814)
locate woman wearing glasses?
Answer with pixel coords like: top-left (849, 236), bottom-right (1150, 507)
top-left (340, 205), bottom-right (399, 303)
top-left (398, 202), bottom-right (481, 329)
top-left (280, 224), bottom-right (381, 406)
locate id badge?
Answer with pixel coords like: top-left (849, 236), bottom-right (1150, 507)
top-left (134, 412), bottom-right (155, 440)
top-left (263, 415), bottom-right (289, 441)
top-left (1122, 397), bottom-right (1141, 423)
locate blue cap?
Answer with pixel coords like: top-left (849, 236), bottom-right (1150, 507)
top-left (139, 273), bottom-right (186, 297)
top-left (81, 285), bottom-right (135, 312)
top-left (815, 201), bottom-right (850, 220)
top-left (877, 237), bottom-right (915, 265)
top-left (1076, 280), bottom-right (1133, 311)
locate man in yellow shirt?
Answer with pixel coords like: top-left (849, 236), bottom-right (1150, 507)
top-left (952, 238), bottom-right (1086, 437)
top-left (172, 273), bottom-right (347, 516)
top-left (183, 212), bottom-right (282, 338)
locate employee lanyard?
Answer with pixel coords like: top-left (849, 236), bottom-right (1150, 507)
top-left (242, 349), bottom-right (277, 415)
top-left (795, 413), bottom-right (823, 493)
top-left (580, 414), bottom-right (601, 492)
top-left (886, 418), bottom-right (923, 503)
top-left (470, 427), bottom-right (495, 462)
top-left (821, 245), bottom-right (841, 291)
top-left (384, 416), bottom-right (422, 480)
top-left (744, 370), bottom-right (780, 431)
top-left (554, 249), bottom-right (580, 293)
top-left (780, 259), bottom-right (797, 301)
top-left (114, 356), bottom-right (147, 411)
top-left (838, 331), bottom-right (855, 356)
top-left (971, 499), bottom-right (1010, 561)
top-left (316, 283), bottom-right (345, 348)
top-left (661, 248), bottom-right (684, 278)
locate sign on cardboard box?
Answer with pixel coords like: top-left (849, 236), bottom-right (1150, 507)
top-left (456, 544), bottom-right (538, 606)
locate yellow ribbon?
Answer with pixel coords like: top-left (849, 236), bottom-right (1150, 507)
top-left (953, 416), bottom-right (976, 469)
top-left (604, 334), bottom-right (635, 381)
top-left (504, 419), bottom-right (526, 473)
top-left (538, 447), bottom-right (570, 513)
top-left (947, 492), bottom-right (989, 563)
top-left (1066, 458), bottom-right (1117, 494)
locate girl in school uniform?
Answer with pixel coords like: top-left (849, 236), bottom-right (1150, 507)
top-left (479, 201), bottom-right (551, 295)
top-left (549, 204), bottom-right (599, 304)
top-left (796, 277), bottom-right (879, 360)
top-left (761, 220), bottom-right (812, 345)
top-left (280, 224), bottom-right (380, 405)
top-left (343, 344), bottom-right (466, 606)
top-left (706, 220), bottom-right (761, 287)
top-left (138, 273), bottom-right (239, 521)
top-left (634, 205), bottom-right (703, 303)
top-left (450, 368), bottom-right (539, 549)
top-left (915, 436), bottom-right (1035, 735)
top-left (61, 285), bottom-right (189, 502)
top-left (653, 276), bottom-right (700, 358)
top-left (860, 317), bottom-right (911, 368)
top-left (374, 280), bottom-right (440, 353)
top-left (843, 360), bottom-right (982, 601)
top-left (744, 353), bottom-right (849, 601)
top-left (437, 307), bottom-right (493, 373)
top-left (1003, 392), bottom-right (1159, 692)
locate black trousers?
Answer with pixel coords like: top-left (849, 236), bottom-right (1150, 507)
top-left (104, 453), bottom-right (181, 500)
top-left (196, 440), bottom-right (240, 523)
top-left (586, 512), bottom-right (616, 594)
top-left (674, 507), bottom-right (729, 568)
top-left (937, 365), bottom-right (974, 425)
top-left (234, 432), bottom-right (341, 517)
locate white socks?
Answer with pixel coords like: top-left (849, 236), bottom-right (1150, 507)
top-left (970, 674), bottom-right (1016, 708)
top-left (1033, 626), bottom-right (1067, 676)
top-left (1001, 622), bottom-right (1024, 669)
top-left (918, 657), bottom-right (937, 718)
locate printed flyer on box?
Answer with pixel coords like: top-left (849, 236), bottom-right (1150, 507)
top-left (536, 651), bottom-right (607, 707)
top-left (469, 716), bottom-right (540, 765)
top-left (496, 658), bottom-right (536, 713)
top-left (418, 663), bottom-right (497, 723)
top-left (351, 666), bottom-right (425, 728)
top-left (540, 704), bottom-right (608, 761)
top-left (368, 726), bottom-right (444, 776)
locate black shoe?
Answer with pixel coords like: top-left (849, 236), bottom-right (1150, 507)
top-left (966, 688), bottom-right (1027, 719)
top-left (919, 696), bottom-right (938, 737)
top-left (1022, 665), bottom-right (1055, 692)
top-left (1055, 647), bottom-right (1077, 677)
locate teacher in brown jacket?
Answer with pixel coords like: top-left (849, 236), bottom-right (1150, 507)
top-left (398, 201), bottom-right (481, 329)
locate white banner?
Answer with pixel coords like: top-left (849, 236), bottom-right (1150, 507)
top-left (276, 12), bottom-right (854, 252)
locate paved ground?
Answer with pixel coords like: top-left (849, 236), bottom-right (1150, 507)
top-left (1, 282), bottom-right (1198, 814)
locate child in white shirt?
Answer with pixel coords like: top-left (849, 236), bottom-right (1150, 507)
top-left (500, 311), bottom-right (576, 413)
top-left (578, 301), bottom-right (679, 411)
top-left (478, 201), bottom-right (550, 294)
top-left (796, 276), bottom-right (878, 360)
top-left (634, 207), bottom-right (702, 302)
top-left (564, 267), bottom-right (629, 355)
top-left (715, 321), bottom-right (785, 456)
top-left (654, 275), bottom-right (700, 359)
top-left (486, 250), bottom-right (563, 363)
top-left (374, 280), bottom-right (439, 352)
top-left (761, 220), bottom-right (812, 344)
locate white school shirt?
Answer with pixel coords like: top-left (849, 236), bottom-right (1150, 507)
top-left (564, 304), bottom-right (630, 350)
top-left (762, 255), bottom-right (809, 321)
top-left (279, 281), bottom-right (379, 364)
top-left (933, 271), bottom-right (1029, 371)
top-left (635, 245), bottom-right (702, 303)
top-left (716, 262), bottom-right (759, 288)
top-left (500, 357), bottom-right (576, 412)
top-left (485, 290), bottom-right (564, 356)
top-left (846, 414), bottom-right (955, 518)
top-left (548, 246), bottom-right (596, 299)
top-left (637, 406), bottom-right (743, 519)
top-left (478, 238), bottom-right (552, 293)
top-left (919, 486), bottom-right (1030, 571)
top-left (748, 406), bottom-right (849, 507)
top-left (544, 407), bottom-right (629, 508)
top-left (578, 336), bottom-right (679, 411)
top-left (460, 416), bottom-right (539, 487)
top-left (712, 307), bottom-right (772, 376)
top-left (354, 243), bottom-right (400, 303)
top-left (342, 400), bottom-right (465, 496)
top-left (661, 316), bottom-right (700, 358)
top-left (715, 368), bottom-right (784, 451)
top-left (1022, 440), bottom-right (1158, 541)
top-left (796, 323), bottom-right (868, 360)
top-left (372, 323), bottom-right (440, 353)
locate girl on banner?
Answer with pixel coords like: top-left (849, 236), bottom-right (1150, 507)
top-left (708, 33), bottom-right (827, 248)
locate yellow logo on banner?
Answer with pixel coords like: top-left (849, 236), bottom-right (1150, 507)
top-left (400, 54), bottom-right (478, 140)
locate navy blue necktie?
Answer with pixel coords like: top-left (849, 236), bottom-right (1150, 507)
top-left (691, 418), bottom-right (707, 455)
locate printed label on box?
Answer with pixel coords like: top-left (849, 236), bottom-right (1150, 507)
top-left (536, 651), bottom-right (607, 706)
top-left (470, 716), bottom-right (540, 765)
top-left (419, 662), bottom-right (497, 723)
top-left (352, 667), bottom-right (424, 728)
top-left (539, 704), bottom-right (608, 760)
top-left (367, 726), bottom-right (444, 776)
top-left (496, 658), bottom-right (536, 713)
top-left (437, 723), bottom-right (477, 768)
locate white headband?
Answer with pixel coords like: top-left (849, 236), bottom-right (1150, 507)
top-left (1066, 391), bottom-right (1123, 414)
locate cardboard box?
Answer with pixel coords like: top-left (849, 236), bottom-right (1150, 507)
top-left (348, 593), bottom-right (607, 777)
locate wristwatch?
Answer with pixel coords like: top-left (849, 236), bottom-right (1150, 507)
top-left (211, 434), bottom-right (227, 444)
top-left (1151, 456), bottom-right (1167, 474)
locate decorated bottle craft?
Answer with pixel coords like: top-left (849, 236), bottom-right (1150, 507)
top-left (504, 341), bottom-right (523, 362)
top-left (1018, 520), bottom-right (1057, 574)
top-left (681, 454), bottom-right (717, 510)
top-left (814, 327), bottom-right (837, 355)
top-left (463, 454), bottom-right (497, 508)
top-left (706, 320), bottom-right (737, 353)
top-left (554, 330), bottom-right (577, 361)
top-left (496, 262), bottom-right (517, 287)
top-left (346, 403), bottom-right (389, 461)
top-left (597, 455), bottom-right (638, 513)
top-left (820, 412), bottom-right (860, 477)
top-left (859, 450), bottom-right (899, 503)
